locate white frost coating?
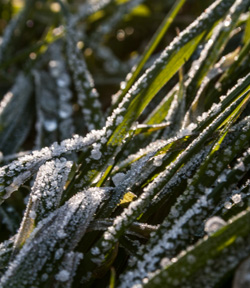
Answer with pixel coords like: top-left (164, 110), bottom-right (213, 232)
top-left (153, 153), bottom-right (165, 167)
top-left (0, 187), bottom-right (107, 287)
top-left (204, 216), bottom-right (226, 234)
top-left (95, 76), bottom-right (247, 270)
top-left (224, 201), bottom-right (232, 209)
top-left (91, 143), bottom-right (102, 160)
top-left (55, 270), bottom-right (70, 282)
top-left (232, 194), bottom-right (242, 204)
top-left (66, 18), bottom-right (104, 131)
top-left (236, 162), bottom-right (246, 172)
top-left (0, 128), bottom-right (106, 203)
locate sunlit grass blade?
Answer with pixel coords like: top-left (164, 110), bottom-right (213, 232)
top-left (111, 0), bottom-right (186, 108)
top-left (81, 89), bottom-right (250, 281)
top-left (184, 0), bottom-right (248, 114)
top-left (69, 0), bottom-right (236, 191)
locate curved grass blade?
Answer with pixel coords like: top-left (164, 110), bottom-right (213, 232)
top-left (70, 0), bottom-right (236, 191)
top-left (194, 73), bottom-right (250, 133)
top-left (243, 11), bottom-right (250, 44)
top-left (144, 86), bottom-right (177, 125)
top-left (233, 256), bottom-right (250, 288)
top-left (0, 236), bottom-right (16, 271)
top-left (0, 188), bottom-right (107, 288)
top-left (81, 89), bottom-right (250, 280)
top-left (12, 158), bottom-right (73, 255)
top-left (108, 0), bottom-right (235, 147)
top-left (90, 0), bottom-right (145, 44)
top-left (117, 97), bottom-right (250, 287)
top-left (0, 130), bottom-right (105, 204)
top-left (53, 251), bottom-right (83, 288)
top-left (34, 41), bottom-right (74, 148)
top-left (71, 0), bottom-right (115, 26)
top-left (111, 0), bottom-right (186, 109)
top-left (184, 0), bottom-right (249, 113)
top-left (145, 115), bottom-right (250, 221)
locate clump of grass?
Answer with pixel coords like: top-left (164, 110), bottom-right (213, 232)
top-left (0, 0), bottom-right (250, 287)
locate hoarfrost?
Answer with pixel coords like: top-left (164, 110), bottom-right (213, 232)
top-left (55, 269), bottom-right (70, 282)
top-left (0, 187), bottom-right (107, 287)
top-left (204, 216), bottom-right (226, 234)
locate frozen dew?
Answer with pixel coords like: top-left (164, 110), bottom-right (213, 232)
top-left (43, 119), bottom-right (57, 132)
top-left (232, 194), bottom-right (242, 204)
top-left (55, 269), bottom-right (70, 282)
top-left (41, 273), bottom-right (48, 282)
top-left (59, 89), bottom-right (72, 101)
top-left (153, 154), bottom-right (165, 167)
top-left (204, 216), bottom-right (226, 235)
top-left (236, 162), bottom-right (245, 172)
top-left (91, 148), bottom-right (102, 160)
top-left (224, 201), bottom-right (233, 209)
top-left (0, 188), bottom-right (107, 287)
top-left (160, 257), bottom-right (170, 268)
top-left (66, 18), bottom-right (104, 130)
top-left (112, 173), bottom-right (126, 187)
top-left (59, 103), bottom-right (73, 119)
top-left (0, 92), bottom-right (13, 114)
top-left (217, 174), bottom-right (227, 183)
top-left (56, 74), bottom-right (71, 88)
top-left (0, 128), bottom-right (105, 203)
top-left (224, 16), bottom-right (232, 27)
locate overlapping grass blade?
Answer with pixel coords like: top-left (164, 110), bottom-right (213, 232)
top-left (12, 159), bottom-right (73, 255)
top-left (112, 0), bottom-right (186, 108)
top-left (0, 188), bottom-right (107, 288)
top-left (141, 210), bottom-right (250, 288)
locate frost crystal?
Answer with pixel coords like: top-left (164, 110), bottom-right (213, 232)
top-left (55, 270), bottom-right (70, 282)
top-left (204, 216), bottom-right (226, 235)
top-left (0, 188), bottom-right (107, 287)
top-left (232, 194), bottom-right (242, 204)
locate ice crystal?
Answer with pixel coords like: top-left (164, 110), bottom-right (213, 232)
top-left (204, 216), bottom-right (226, 234)
top-left (0, 188), bottom-right (107, 287)
top-left (0, 130), bottom-right (105, 203)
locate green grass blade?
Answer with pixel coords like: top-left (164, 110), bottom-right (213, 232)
top-left (66, 20), bottom-right (104, 131)
top-left (184, 0), bottom-right (249, 112)
top-left (0, 188), bottom-right (106, 288)
top-left (111, 0), bottom-right (186, 108)
top-left (0, 131), bottom-right (103, 204)
top-left (12, 159), bottom-right (73, 255)
top-left (142, 210), bottom-right (250, 288)
top-left (82, 90), bottom-right (250, 281)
